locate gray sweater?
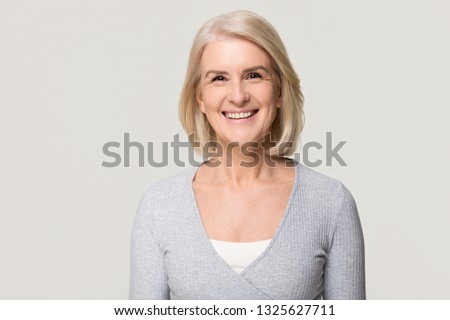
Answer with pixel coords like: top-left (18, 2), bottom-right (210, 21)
top-left (130, 163), bottom-right (365, 299)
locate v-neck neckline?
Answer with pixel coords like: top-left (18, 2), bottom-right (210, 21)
top-left (188, 161), bottom-right (301, 277)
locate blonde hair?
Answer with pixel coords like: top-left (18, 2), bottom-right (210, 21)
top-left (179, 10), bottom-right (304, 156)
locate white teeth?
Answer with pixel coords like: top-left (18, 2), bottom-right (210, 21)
top-left (225, 111), bottom-right (255, 119)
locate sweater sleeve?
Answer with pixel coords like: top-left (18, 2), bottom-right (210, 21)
top-left (129, 192), bottom-right (170, 299)
top-left (323, 183), bottom-right (366, 300)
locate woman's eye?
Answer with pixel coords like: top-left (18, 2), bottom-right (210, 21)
top-left (246, 72), bottom-right (263, 80)
top-left (211, 75), bottom-right (226, 82)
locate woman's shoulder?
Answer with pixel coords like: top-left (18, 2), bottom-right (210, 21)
top-left (133, 167), bottom-right (199, 240)
top-left (295, 163), bottom-right (355, 202)
top-left (293, 164), bottom-right (360, 229)
top-left (138, 166), bottom-right (198, 206)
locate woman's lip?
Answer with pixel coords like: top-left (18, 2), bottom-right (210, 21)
top-left (222, 108), bottom-right (259, 114)
top-left (222, 109), bottom-right (259, 120)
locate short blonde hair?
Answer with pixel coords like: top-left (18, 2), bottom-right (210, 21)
top-left (179, 10), bottom-right (304, 156)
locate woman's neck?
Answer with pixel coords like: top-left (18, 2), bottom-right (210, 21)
top-left (204, 146), bottom-right (287, 186)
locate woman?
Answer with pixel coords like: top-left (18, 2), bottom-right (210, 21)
top-left (130, 10), bottom-right (365, 300)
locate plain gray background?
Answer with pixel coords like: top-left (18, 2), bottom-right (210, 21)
top-left (1, 0), bottom-right (449, 299)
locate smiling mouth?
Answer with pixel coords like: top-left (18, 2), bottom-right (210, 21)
top-left (222, 109), bottom-right (259, 119)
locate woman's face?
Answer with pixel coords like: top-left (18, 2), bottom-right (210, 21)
top-left (197, 37), bottom-right (281, 147)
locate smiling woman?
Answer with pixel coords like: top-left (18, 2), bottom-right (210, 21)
top-left (129, 10), bottom-right (365, 300)
top-left (197, 38), bottom-right (280, 148)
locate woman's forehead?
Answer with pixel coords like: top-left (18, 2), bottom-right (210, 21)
top-left (200, 38), bottom-right (272, 73)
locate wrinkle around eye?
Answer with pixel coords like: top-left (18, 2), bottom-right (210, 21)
top-left (244, 72), bottom-right (273, 82)
top-left (212, 75), bottom-right (227, 82)
top-left (204, 75), bottom-right (229, 86)
top-left (245, 73), bottom-right (262, 80)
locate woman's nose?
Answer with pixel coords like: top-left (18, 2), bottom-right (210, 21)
top-left (227, 81), bottom-right (250, 106)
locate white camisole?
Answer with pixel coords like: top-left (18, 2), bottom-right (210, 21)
top-left (210, 239), bottom-right (272, 274)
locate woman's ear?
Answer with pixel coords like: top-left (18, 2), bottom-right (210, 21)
top-left (275, 78), bottom-right (282, 106)
top-left (196, 91), bottom-right (206, 113)
top-left (277, 89), bottom-right (282, 108)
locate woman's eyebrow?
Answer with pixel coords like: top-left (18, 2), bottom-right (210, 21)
top-left (204, 65), bottom-right (270, 78)
top-left (243, 65), bottom-right (269, 74)
top-left (204, 70), bottom-right (229, 78)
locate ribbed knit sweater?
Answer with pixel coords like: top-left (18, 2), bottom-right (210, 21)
top-left (129, 162), bottom-right (365, 299)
